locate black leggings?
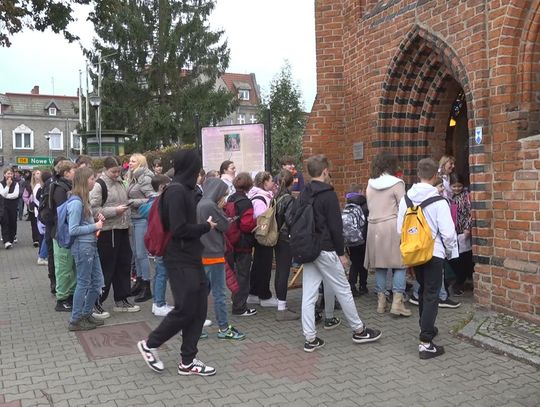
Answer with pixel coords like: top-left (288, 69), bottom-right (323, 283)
top-left (249, 242), bottom-right (274, 300)
top-left (1, 201), bottom-right (18, 243)
top-left (274, 239), bottom-right (292, 301)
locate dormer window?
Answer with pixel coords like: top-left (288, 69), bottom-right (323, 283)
top-left (238, 90), bottom-right (250, 101)
top-left (49, 107), bottom-right (57, 116)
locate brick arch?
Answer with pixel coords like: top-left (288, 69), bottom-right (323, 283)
top-left (377, 25), bottom-right (474, 179)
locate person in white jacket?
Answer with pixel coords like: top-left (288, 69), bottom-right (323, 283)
top-left (397, 158), bottom-right (458, 360)
top-left (0, 168), bottom-right (20, 249)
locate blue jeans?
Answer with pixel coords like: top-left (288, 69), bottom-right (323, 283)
top-left (131, 218), bottom-right (151, 281)
top-left (153, 256), bottom-right (168, 307)
top-left (375, 268), bottom-right (406, 294)
top-left (39, 235), bottom-right (48, 259)
top-left (205, 263), bottom-right (228, 330)
top-left (70, 240), bottom-right (104, 322)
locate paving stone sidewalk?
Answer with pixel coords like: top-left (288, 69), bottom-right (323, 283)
top-left (1, 222), bottom-right (539, 407)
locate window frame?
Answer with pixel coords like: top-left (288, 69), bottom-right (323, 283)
top-left (70, 130), bottom-right (81, 150)
top-left (238, 89), bottom-right (250, 101)
top-left (12, 124), bottom-right (34, 150)
top-left (48, 127), bottom-right (63, 151)
top-left (0, 129), bottom-right (2, 149)
top-left (237, 113), bottom-right (246, 124)
top-left (48, 107), bottom-right (57, 116)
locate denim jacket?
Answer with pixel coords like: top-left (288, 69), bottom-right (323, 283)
top-left (68, 198), bottom-right (98, 243)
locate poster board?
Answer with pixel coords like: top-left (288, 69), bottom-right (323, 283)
top-left (201, 123), bottom-right (265, 174)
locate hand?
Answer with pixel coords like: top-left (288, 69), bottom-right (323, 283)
top-left (463, 229), bottom-right (471, 238)
top-left (207, 215), bottom-right (217, 229)
top-left (97, 213), bottom-right (106, 222)
top-left (5, 177), bottom-right (12, 186)
top-left (339, 255), bottom-right (349, 268)
top-left (217, 197), bottom-right (226, 209)
top-left (116, 205), bottom-right (129, 215)
top-left (96, 219), bottom-right (104, 230)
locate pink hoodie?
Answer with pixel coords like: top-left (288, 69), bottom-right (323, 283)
top-left (247, 186), bottom-right (273, 218)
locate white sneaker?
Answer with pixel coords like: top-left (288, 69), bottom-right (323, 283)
top-left (152, 304), bottom-right (173, 317)
top-left (4, 242), bottom-right (12, 249)
top-left (137, 340), bottom-right (164, 372)
top-left (37, 257), bottom-right (48, 265)
top-left (260, 297), bottom-right (278, 307)
top-left (92, 304), bottom-right (111, 320)
top-left (203, 319), bottom-right (212, 327)
top-left (247, 295), bottom-right (260, 304)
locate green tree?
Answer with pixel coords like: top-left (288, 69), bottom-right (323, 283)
top-left (258, 61), bottom-right (306, 173)
top-left (86, 0), bottom-right (236, 151)
top-left (0, 0), bottom-right (90, 47)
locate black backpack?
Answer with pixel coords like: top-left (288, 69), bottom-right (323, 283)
top-left (289, 193), bottom-right (321, 264)
top-left (38, 180), bottom-right (69, 224)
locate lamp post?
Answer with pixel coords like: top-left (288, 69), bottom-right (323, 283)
top-left (44, 132), bottom-right (51, 160)
top-left (88, 93), bottom-right (102, 157)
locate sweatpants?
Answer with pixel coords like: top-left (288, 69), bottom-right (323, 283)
top-left (147, 263), bottom-right (208, 366)
top-left (414, 256), bottom-right (444, 343)
top-left (97, 229), bottom-right (132, 303)
top-left (45, 225), bottom-right (56, 285)
top-left (302, 251), bottom-right (364, 341)
top-left (231, 251), bottom-right (253, 314)
top-left (274, 239), bottom-right (292, 301)
top-left (1, 201), bottom-right (18, 244)
top-left (347, 244), bottom-right (367, 289)
top-left (53, 239), bottom-right (76, 301)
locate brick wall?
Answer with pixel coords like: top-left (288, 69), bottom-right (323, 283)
top-left (306, 0), bottom-right (540, 323)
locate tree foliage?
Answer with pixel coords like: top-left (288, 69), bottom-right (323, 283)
top-left (86, 0), bottom-right (236, 151)
top-left (258, 61), bottom-right (306, 173)
top-left (0, 0), bottom-right (90, 47)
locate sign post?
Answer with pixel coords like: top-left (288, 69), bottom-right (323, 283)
top-left (16, 156), bottom-right (55, 167)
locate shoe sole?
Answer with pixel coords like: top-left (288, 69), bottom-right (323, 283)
top-left (113, 307), bottom-right (140, 313)
top-left (303, 342), bottom-right (325, 353)
top-left (217, 335), bottom-right (246, 341)
top-left (177, 368), bottom-right (216, 376)
top-left (323, 320), bottom-right (341, 330)
top-left (438, 304), bottom-right (461, 309)
top-left (92, 313), bottom-right (111, 320)
top-left (233, 311), bottom-right (257, 317)
top-left (390, 310), bottom-right (412, 317)
top-left (68, 325), bottom-right (96, 331)
top-left (352, 332), bottom-right (382, 344)
top-left (419, 349), bottom-right (445, 359)
top-left (409, 300), bottom-right (419, 306)
top-left (137, 341), bottom-right (164, 373)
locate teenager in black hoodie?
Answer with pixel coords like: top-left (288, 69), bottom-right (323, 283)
top-left (138, 149), bottom-right (217, 376)
top-left (300, 155), bottom-right (382, 352)
top-left (345, 186), bottom-right (369, 296)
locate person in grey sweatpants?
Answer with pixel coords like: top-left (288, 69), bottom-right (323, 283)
top-left (298, 154), bottom-right (383, 352)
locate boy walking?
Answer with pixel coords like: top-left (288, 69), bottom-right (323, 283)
top-left (397, 158), bottom-right (458, 359)
top-left (137, 149), bottom-right (217, 376)
top-left (297, 155), bottom-right (382, 352)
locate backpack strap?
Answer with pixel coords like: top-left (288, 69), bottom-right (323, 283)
top-left (96, 178), bottom-right (108, 206)
top-left (420, 195), bottom-right (446, 209)
top-left (404, 194), bottom-right (413, 208)
top-left (251, 195), bottom-right (267, 205)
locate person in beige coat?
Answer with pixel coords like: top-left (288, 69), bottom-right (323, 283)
top-left (364, 152), bottom-right (411, 317)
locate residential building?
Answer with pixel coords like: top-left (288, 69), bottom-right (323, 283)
top-left (215, 73), bottom-right (261, 126)
top-left (0, 86), bottom-right (81, 168)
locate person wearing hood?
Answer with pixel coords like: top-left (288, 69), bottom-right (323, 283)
top-left (126, 153), bottom-right (155, 303)
top-left (247, 171), bottom-right (277, 307)
top-left (365, 151), bottom-right (411, 317)
top-left (397, 158), bottom-right (458, 359)
top-left (198, 177), bottom-right (246, 340)
top-left (138, 149), bottom-right (218, 377)
top-left (345, 185), bottom-right (369, 297)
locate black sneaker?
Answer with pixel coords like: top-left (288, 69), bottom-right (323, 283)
top-left (453, 288), bottom-right (464, 297)
top-left (358, 286), bottom-right (369, 295)
top-left (55, 300), bottom-right (72, 312)
top-left (304, 337), bottom-right (325, 353)
top-left (324, 317), bottom-right (341, 330)
top-left (352, 327), bottom-right (382, 344)
top-left (178, 358), bottom-right (216, 376)
top-left (315, 311), bottom-right (323, 324)
top-left (438, 298), bottom-right (461, 308)
top-left (419, 342), bottom-right (445, 359)
top-left (351, 287), bottom-right (360, 298)
top-left (232, 308), bottom-right (257, 317)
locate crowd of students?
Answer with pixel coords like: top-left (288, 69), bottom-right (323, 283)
top-left (0, 149), bottom-right (473, 375)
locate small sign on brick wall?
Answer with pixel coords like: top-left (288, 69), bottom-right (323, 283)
top-left (353, 142), bottom-right (364, 160)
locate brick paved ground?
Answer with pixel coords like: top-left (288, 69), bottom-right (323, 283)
top-left (1, 222), bottom-right (539, 407)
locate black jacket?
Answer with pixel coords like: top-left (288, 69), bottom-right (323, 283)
top-left (51, 178), bottom-right (72, 237)
top-left (275, 189), bottom-right (295, 241)
top-left (163, 150), bottom-right (210, 266)
top-left (300, 180), bottom-right (345, 256)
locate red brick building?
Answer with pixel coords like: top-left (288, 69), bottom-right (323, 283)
top-left (305, 0), bottom-right (540, 323)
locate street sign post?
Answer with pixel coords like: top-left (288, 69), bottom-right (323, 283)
top-left (16, 156), bottom-right (55, 166)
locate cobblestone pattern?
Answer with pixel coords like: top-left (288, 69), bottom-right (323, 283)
top-left (0, 223), bottom-right (539, 406)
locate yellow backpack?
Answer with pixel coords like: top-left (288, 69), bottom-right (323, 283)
top-left (400, 195), bottom-right (445, 267)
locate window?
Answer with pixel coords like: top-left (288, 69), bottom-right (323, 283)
top-left (48, 107), bottom-right (57, 116)
top-left (48, 128), bottom-right (63, 150)
top-left (238, 90), bottom-right (250, 101)
top-left (12, 124), bottom-right (33, 149)
top-left (71, 131), bottom-right (81, 150)
top-left (250, 114), bottom-right (257, 124)
top-left (237, 114), bottom-right (245, 124)
top-left (0, 129), bottom-right (2, 149)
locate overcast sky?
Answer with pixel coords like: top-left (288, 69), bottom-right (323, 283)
top-left (0, 0), bottom-right (316, 110)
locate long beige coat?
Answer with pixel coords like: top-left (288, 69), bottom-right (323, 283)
top-left (364, 176), bottom-right (405, 269)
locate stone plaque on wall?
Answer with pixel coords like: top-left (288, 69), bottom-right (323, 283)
top-left (353, 142), bottom-right (364, 160)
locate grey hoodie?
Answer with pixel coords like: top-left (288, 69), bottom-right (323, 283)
top-left (197, 178), bottom-right (229, 259)
top-left (396, 182), bottom-right (458, 260)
